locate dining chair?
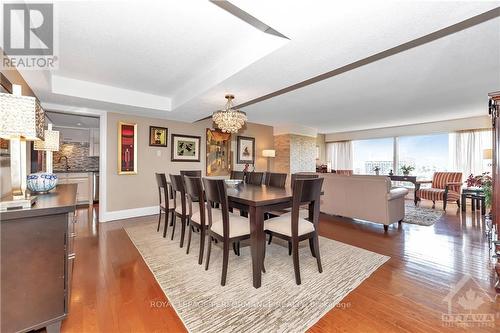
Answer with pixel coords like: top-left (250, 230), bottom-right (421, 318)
top-left (265, 172), bottom-right (287, 188)
top-left (264, 177), bottom-right (324, 285)
top-left (291, 173), bottom-right (319, 189)
top-left (202, 178), bottom-right (251, 286)
top-left (184, 175), bottom-right (219, 264)
top-left (230, 170), bottom-right (245, 180)
top-left (180, 170), bottom-right (202, 177)
top-left (155, 173), bottom-right (174, 238)
top-left (245, 172), bottom-right (264, 185)
top-left (169, 174), bottom-right (190, 247)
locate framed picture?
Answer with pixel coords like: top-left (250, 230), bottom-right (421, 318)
top-left (118, 122), bottom-right (138, 175)
top-left (237, 136), bottom-right (255, 164)
top-left (149, 126), bottom-right (168, 147)
top-left (206, 128), bottom-right (231, 176)
top-left (171, 134), bottom-right (201, 162)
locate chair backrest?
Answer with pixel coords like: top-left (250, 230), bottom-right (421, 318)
top-left (183, 175), bottom-right (206, 222)
top-left (334, 169), bottom-right (353, 176)
top-left (155, 173), bottom-right (169, 208)
top-left (291, 173), bottom-right (319, 190)
top-left (202, 178), bottom-right (230, 239)
top-left (230, 170), bottom-right (245, 180)
top-left (245, 172), bottom-right (264, 185)
top-left (431, 172), bottom-right (462, 192)
top-left (290, 178), bottom-right (324, 236)
top-left (169, 174), bottom-right (186, 214)
top-left (265, 172), bottom-right (287, 188)
top-left (180, 170), bottom-right (202, 177)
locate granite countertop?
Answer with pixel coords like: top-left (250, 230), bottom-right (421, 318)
top-left (53, 170), bottom-right (99, 173)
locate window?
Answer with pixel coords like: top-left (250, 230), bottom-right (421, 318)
top-left (397, 134), bottom-right (449, 180)
top-left (352, 138), bottom-right (394, 175)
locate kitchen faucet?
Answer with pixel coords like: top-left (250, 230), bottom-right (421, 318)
top-left (58, 155), bottom-right (71, 171)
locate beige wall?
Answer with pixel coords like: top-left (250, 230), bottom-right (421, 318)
top-left (325, 116), bottom-right (491, 142)
top-left (316, 134), bottom-right (326, 165)
top-left (1, 69), bottom-right (37, 197)
top-left (106, 112), bottom-right (273, 212)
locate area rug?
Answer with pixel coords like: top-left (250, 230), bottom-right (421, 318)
top-left (403, 202), bottom-right (444, 226)
top-left (125, 221), bottom-right (389, 333)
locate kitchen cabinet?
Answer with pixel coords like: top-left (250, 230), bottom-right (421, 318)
top-left (57, 172), bottom-right (93, 205)
top-left (1, 184), bottom-right (77, 333)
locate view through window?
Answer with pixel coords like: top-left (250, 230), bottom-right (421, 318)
top-left (398, 134), bottom-right (449, 179)
top-left (352, 138), bottom-right (394, 175)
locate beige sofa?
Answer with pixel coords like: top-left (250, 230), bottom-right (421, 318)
top-left (317, 173), bottom-right (408, 230)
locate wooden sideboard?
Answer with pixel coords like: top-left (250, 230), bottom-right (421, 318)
top-left (0, 184), bottom-right (77, 333)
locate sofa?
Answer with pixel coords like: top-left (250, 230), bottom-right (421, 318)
top-left (317, 173), bottom-right (408, 230)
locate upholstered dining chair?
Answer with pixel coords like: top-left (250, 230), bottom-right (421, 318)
top-left (264, 177), bottom-right (324, 285)
top-left (230, 170), bottom-right (245, 180)
top-left (180, 170), bottom-right (202, 177)
top-left (155, 173), bottom-right (174, 238)
top-left (169, 174), bottom-right (190, 247)
top-left (184, 175), bottom-right (218, 264)
top-left (265, 172), bottom-right (287, 188)
top-left (245, 172), bottom-right (264, 185)
top-left (415, 172), bottom-right (463, 210)
top-left (202, 178), bottom-right (251, 286)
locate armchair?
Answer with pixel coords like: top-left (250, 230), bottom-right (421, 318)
top-left (415, 172), bottom-right (463, 210)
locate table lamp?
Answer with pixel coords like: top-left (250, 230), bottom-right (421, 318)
top-left (0, 85), bottom-right (45, 203)
top-left (483, 148), bottom-right (493, 168)
top-left (34, 123), bottom-right (60, 173)
top-left (262, 149), bottom-right (275, 172)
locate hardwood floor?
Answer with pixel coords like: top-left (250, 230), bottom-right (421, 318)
top-left (61, 201), bottom-right (499, 332)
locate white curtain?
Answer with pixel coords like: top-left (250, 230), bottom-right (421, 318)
top-left (326, 141), bottom-right (353, 170)
top-left (449, 129), bottom-right (492, 178)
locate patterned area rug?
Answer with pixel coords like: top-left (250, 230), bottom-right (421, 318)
top-left (403, 202), bottom-right (444, 226)
top-left (125, 221), bottom-right (389, 333)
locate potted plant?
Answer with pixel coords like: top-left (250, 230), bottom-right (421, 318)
top-left (373, 166), bottom-right (380, 175)
top-left (400, 165), bottom-right (415, 176)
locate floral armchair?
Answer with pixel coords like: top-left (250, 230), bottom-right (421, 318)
top-left (415, 172), bottom-right (462, 210)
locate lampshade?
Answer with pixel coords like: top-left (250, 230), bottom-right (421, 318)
top-left (0, 92), bottom-right (45, 141)
top-left (262, 149), bottom-right (276, 157)
top-left (34, 124), bottom-right (60, 151)
top-left (483, 148), bottom-right (493, 160)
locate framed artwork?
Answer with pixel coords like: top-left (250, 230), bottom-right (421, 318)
top-left (118, 122), bottom-right (138, 175)
top-left (149, 126), bottom-right (168, 147)
top-left (237, 136), bottom-right (255, 164)
top-left (206, 128), bottom-right (231, 176)
top-left (171, 134), bottom-right (201, 162)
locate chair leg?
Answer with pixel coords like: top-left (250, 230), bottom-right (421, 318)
top-left (157, 211), bottom-right (161, 232)
top-left (179, 216), bottom-right (187, 248)
top-left (198, 229), bottom-right (205, 265)
top-left (232, 242), bottom-right (238, 255)
top-left (309, 237), bottom-right (316, 257)
top-left (162, 211), bottom-right (168, 238)
top-left (288, 241), bottom-right (292, 256)
top-left (456, 200), bottom-right (460, 208)
top-left (237, 241), bottom-right (241, 256)
top-left (205, 236), bottom-right (212, 270)
top-left (170, 212), bottom-right (176, 240)
top-left (186, 224), bottom-right (193, 254)
top-left (221, 240), bottom-right (229, 286)
top-left (313, 235), bottom-right (323, 273)
top-left (383, 225), bottom-right (388, 232)
top-left (432, 201), bottom-right (435, 209)
top-left (292, 239), bottom-right (301, 285)
top-left (268, 234), bottom-right (273, 245)
top-left (443, 200), bottom-right (447, 211)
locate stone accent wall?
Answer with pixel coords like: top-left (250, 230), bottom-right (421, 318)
top-left (53, 142), bottom-right (99, 171)
top-left (273, 134), bottom-right (316, 175)
top-left (273, 134), bottom-right (290, 174)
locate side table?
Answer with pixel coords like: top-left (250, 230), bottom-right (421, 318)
top-left (461, 187), bottom-right (486, 215)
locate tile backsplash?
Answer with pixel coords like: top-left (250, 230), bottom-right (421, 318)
top-left (53, 142), bottom-right (99, 171)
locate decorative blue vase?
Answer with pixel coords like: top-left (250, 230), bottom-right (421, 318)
top-left (27, 173), bottom-right (58, 193)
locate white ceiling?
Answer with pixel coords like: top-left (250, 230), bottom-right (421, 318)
top-left (12, 1), bottom-right (500, 134)
top-left (46, 111), bottom-right (99, 129)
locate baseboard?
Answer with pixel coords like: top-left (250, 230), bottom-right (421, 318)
top-left (100, 205), bottom-right (158, 222)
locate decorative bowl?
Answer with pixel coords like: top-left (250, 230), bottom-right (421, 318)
top-left (27, 172), bottom-right (58, 193)
top-left (224, 179), bottom-right (242, 187)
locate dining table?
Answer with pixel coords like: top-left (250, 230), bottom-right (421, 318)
top-left (167, 178), bottom-right (316, 288)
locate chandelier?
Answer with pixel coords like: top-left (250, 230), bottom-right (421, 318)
top-left (212, 94), bottom-right (247, 133)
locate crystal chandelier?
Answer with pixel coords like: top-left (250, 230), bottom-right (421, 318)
top-left (212, 94), bottom-right (247, 133)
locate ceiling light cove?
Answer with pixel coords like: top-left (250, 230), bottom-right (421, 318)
top-left (51, 76), bottom-right (172, 112)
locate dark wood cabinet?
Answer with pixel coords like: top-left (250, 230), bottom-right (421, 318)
top-left (1, 184), bottom-right (77, 333)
